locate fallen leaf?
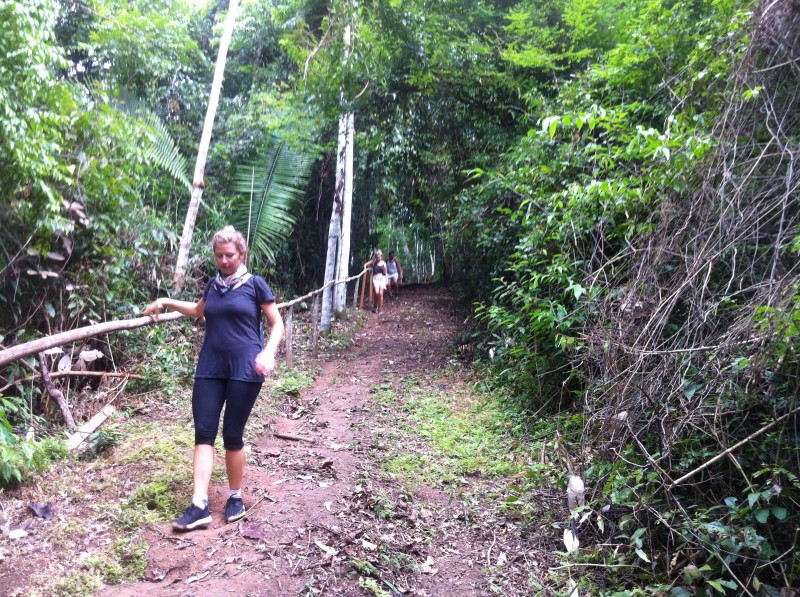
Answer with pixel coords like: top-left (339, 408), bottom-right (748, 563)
top-left (78, 349), bottom-right (104, 362)
top-left (28, 502), bottom-right (54, 520)
top-left (361, 539), bottom-right (377, 551)
top-left (314, 539), bottom-right (338, 559)
top-left (563, 528), bottom-right (580, 553)
top-left (9, 529), bottom-right (28, 540)
top-left (185, 571), bottom-right (209, 584)
top-left (57, 354), bottom-right (72, 372)
top-left (420, 555), bottom-right (437, 574)
top-left (241, 523), bottom-right (268, 542)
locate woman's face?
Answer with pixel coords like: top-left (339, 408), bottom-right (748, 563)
top-left (214, 241), bottom-right (244, 276)
top-left (376, 252), bottom-right (383, 261)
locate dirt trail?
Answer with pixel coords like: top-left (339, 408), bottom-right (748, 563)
top-left (2, 285), bottom-right (546, 596)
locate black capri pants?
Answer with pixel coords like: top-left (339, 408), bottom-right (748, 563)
top-left (192, 378), bottom-right (262, 450)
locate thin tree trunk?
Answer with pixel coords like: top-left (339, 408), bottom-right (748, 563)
top-left (173, 0), bottom-right (239, 291)
top-left (321, 21), bottom-right (354, 331)
top-left (320, 188), bottom-right (341, 333)
top-left (334, 109), bottom-right (354, 314)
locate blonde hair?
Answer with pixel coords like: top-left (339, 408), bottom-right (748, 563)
top-left (211, 226), bottom-right (248, 257)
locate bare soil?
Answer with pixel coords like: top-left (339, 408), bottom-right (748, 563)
top-left (0, 284), bottom-right (554, 596)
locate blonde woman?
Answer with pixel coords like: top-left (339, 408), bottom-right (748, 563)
top-left (364, 250), bottom-right (388, 313)
top-left (144, 226), bottom-right (284, 531)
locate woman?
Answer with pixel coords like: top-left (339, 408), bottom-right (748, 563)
top-left (364, 250), bottom-right (387, 313)
top-left (386, 251), bottom-right (403, 299)
top-left (144, 226), bottom-right (284, 531)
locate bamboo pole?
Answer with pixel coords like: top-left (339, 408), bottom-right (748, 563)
top-left (311, 295), bottom-right (320, 358)
top-left (284, 306), bottom-right (294, 370)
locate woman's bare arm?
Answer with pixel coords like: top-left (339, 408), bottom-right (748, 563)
top-left (255, 302), bottom-right (284, 375)
top-left (144, 297), bottom-right (205, 320)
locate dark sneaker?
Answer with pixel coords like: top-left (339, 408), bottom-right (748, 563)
top-left (172, 503), bottom-right (211, 531)
top-left (225, 496), bottom-right (246, 523)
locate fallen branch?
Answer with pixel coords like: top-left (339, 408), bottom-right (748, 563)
top-left (0, 270), bottom-right (369, 369)
top-left (0, 370), bottom-right (143, 394)
top-left (273, 432), bottom-right (313, 443)
top-left (0, 312), bottom-right (184, 368)
top-left (38, 352), bottom-right (75, 428)
top-left (669, 405), bottom-right (800, 488)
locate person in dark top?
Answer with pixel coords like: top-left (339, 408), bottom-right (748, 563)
top-left (364, 249), bottom-right (387, 313)
top-left (386, 251), bottom-right (403, 299)
top-left (144, 226), bottom-right (284, 531)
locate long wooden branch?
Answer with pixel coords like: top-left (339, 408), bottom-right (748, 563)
top-left (669, 405), bottom-right (800, 488)
top-left (0, 269), bottom-right (369, 370)
top-left (0, 371), bottom-right (144, 394)
top-left (0, 312), bottom-right (184, 368)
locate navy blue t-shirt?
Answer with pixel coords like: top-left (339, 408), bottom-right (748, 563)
top-left (195, 275), bottom-right (275, 382)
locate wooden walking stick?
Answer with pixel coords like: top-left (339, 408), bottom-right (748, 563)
top-left (359, 269), bottom-right (367, 309)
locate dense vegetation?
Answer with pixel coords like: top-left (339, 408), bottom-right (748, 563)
top-left (1, 0), bottom-right (798, 594)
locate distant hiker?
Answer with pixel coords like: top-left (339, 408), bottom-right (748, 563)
top-left (386, 251), bottom-right (403, 299)
top-left (144, 226), bottom-right (284, 531)
top-left (364, 249), bottom-right (388, 313)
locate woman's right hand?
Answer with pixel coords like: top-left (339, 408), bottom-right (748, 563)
top-left (143, 300), bottom-right (162, 320)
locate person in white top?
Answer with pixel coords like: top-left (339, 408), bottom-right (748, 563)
top-left (386, 251), bottom-right (403, 299)
top-left (364, 250), bottom-right (388, 313)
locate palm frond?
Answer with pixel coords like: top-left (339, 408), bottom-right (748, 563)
top-left (142, 114), bottom-right (192, 190)
top-left (114, 95), bottom-right (192, 190)
top-left (231, 136), bottom-right (314, 267)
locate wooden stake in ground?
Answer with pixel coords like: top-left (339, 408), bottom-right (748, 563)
top-left (66, 404), bottom-right (116, 451)
top-left (284, 306), bottom-right (294, 370)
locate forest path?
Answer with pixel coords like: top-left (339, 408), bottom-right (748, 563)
top-left (3, 285), bottom-right (547, 596)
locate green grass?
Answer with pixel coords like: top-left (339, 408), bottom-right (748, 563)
top-left (274, 367), bottom-right (316, 396)
top-left (378, 376), bottom-right (524, 487)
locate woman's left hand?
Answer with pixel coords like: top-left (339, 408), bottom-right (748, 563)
top-left (255, 350), bottom-right (276, 376)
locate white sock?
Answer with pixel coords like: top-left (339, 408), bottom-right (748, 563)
top-left (228, 488), bottom-right (242, 499)
top-left (192, 494), bottom-right (208, 509)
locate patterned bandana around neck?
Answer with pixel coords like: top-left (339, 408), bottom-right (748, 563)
top-left (214, 264), bottom-right (248, 296)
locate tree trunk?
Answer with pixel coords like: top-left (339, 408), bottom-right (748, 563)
top-left (334, 109), bottom-right (354, 314)
top-left (321, 22), bottom-right (354, 332)
top-left (173, 0), bottom-right (239, 292)
top-left (320, 187), bottom-right (341, 333)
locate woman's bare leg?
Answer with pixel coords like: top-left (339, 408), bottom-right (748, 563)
top-left (225, 448), bottom-right (245, 490)
top-left (192, 444), bottom-right (214, 498)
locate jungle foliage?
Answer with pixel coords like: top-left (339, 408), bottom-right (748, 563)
top-left (1, 0), bottom-right (798, 594)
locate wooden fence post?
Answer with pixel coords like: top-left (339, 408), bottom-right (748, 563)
top-left (311, 295), bottom-right (320, 358)
top-left (284, 306), bottom-right (294, 370)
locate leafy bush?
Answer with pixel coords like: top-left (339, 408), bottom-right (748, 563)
top-left (0, 395), bottom-right (67, 486)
